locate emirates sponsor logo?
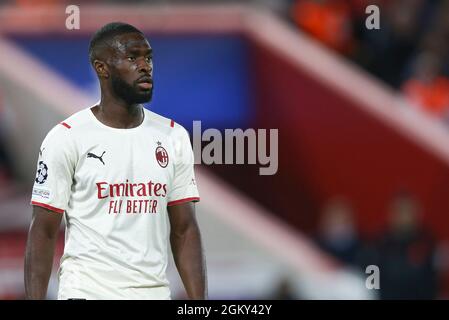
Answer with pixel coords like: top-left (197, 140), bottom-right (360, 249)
top-left (96, 180), bottom-right (167, 199)
top-left (96, 180), bottom-right (168, 215)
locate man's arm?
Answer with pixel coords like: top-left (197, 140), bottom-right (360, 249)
top-left (168, 202), bottom-right (207, 299)
top-left (24, 206), bottom-right (63, 299)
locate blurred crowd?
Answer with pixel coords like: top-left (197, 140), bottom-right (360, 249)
top-left (316, 192), bottom-right (449, 299)
top-left (290, 0), bottom-right (449, 122)
top-left (280, 1), bottom-right (449, 299)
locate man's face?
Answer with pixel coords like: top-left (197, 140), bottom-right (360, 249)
top-left (107, 32), bottom-right (153, 104)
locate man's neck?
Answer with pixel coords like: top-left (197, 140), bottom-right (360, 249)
top-left (93, 94), bottom-right (144, 129)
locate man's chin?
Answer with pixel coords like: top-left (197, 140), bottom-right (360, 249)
top-left (111, 77), bottom-right (153, 104)
top-left (131, 91), bottom-right (152, 104)
top-left (138, 94), bottom-right (152, 104)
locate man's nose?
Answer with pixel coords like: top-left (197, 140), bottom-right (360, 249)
top-left (138, 59), bottom-right (152, 74)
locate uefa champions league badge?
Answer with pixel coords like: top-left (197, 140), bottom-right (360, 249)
top-left (35, 161), bottom-right (49, 184)
top-left (155, 142), bottom-right (169, 168)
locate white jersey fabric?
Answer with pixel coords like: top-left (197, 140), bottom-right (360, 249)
top-left (30, 107), bottom-right (200, 300)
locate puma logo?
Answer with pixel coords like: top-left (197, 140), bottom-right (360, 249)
top-left (87, 151), bottom-right (106, 165)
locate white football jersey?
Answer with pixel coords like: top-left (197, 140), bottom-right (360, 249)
top-left (30, 107), bottom-right (200, 300)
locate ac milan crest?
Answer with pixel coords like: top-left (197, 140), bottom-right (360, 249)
top-left (155, 142), bottom-right (169, 168)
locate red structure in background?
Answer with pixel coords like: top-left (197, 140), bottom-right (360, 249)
top-left (0, 231), bottom-right (64, 300)
top-left (213, 26), bottom-right (449, 297)
top-left (214, 32), bottom-right (449, 243)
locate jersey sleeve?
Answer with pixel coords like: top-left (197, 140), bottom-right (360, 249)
top-left (167, 126), bottom-right (200, 206)
top-left (31, 125), bottom-right (76, 213)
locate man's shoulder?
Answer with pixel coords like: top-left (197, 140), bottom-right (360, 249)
top-left (58, 107), bottom-right (92, 131)
top-left (144, 109), bottom-right (188, 138)
top-left (43, 108), bottom-right (92, 143)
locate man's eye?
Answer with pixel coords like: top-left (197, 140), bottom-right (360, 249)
top-left (127, 57), bottom-right (135, 62)
top-left (146, 56), bottom-right (152, 62)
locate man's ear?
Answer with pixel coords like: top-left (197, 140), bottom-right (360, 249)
top-left (94, 60), bottom-right (109, 79)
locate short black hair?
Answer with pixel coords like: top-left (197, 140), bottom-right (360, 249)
top-left (88, 22), bottom-right (144, 64)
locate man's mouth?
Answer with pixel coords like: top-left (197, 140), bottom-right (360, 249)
top-left (136, 76), bottom-right (153, 90)
top-left (137, 82), bottom-right (152, 90)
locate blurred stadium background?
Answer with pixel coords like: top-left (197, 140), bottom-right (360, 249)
top-left (1, 0), bottom-right (449, 300)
